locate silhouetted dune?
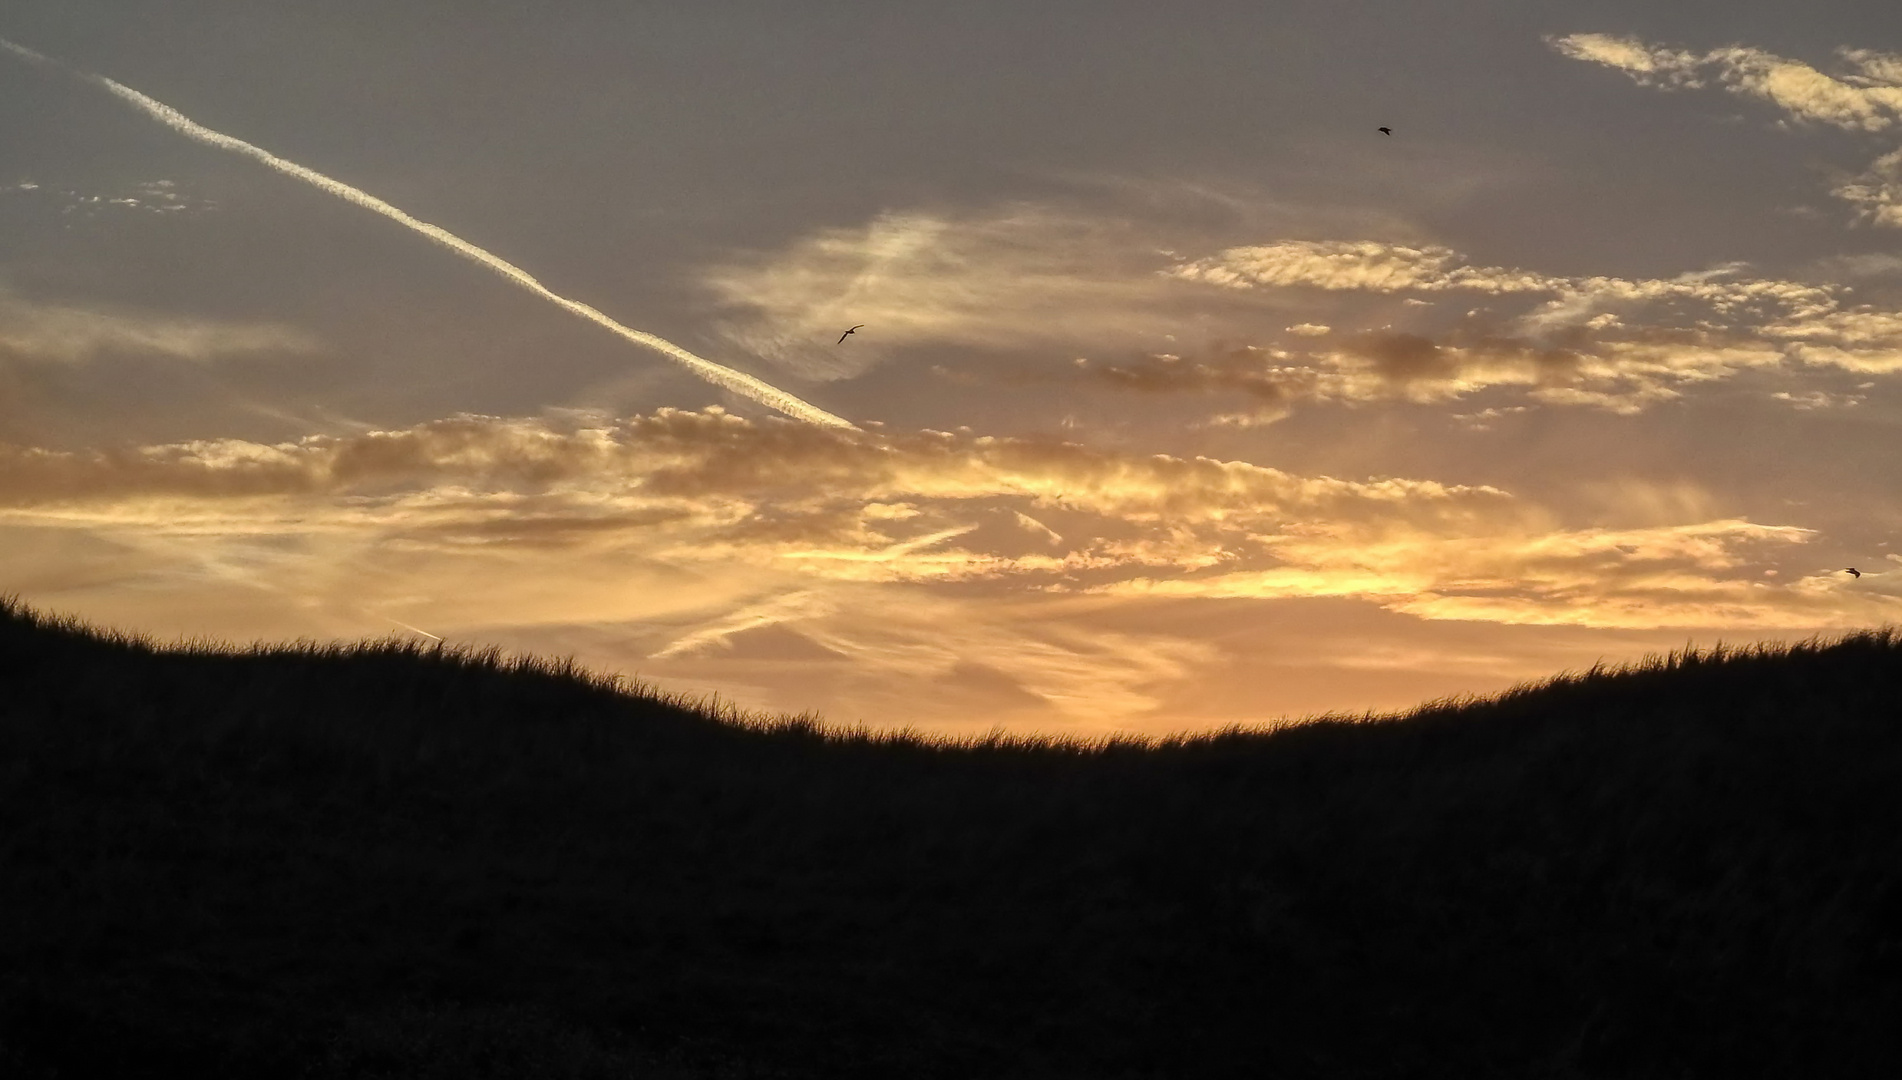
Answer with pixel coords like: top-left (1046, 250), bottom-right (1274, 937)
top-left (3, 597), bottom-right (1901, 1078)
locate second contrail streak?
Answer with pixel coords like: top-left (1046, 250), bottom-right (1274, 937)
top-left (0, 36), bottom-right (857, 430)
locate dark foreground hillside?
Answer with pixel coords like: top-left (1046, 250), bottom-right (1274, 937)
top-left (3, 599), bottom-right (1901, 1079)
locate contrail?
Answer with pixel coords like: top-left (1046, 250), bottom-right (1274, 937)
top-left (0, 36), bottom-right (858, 430)
top-left (387, 618), bottom-right (444, 643)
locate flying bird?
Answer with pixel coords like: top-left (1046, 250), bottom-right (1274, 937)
top-left (837, 324), bottom-right (865, 344)
top-left (1378, 126), bottom-right (1392, 135)
top-left (1845, 567), bottom-right (1862, 578)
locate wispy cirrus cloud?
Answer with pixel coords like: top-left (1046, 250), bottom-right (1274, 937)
top-left (704, 204), bottom-right (1209, 380)
top-left (0, 407), bottom-right (1500, 537)
top-left (715, 202), bottom-right (1875, 421)
top-left (1551, 33), bottom-right (1902, 227)
top-left (0, 291), bottom-right (316, 365)
top-left (700, 179), bottom-right (1426, 384)
top-left (1550, 33), bottom-right (1902, 131)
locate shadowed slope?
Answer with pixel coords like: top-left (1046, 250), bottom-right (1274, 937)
top-left (2, 598), bottom-right (1901, 1078)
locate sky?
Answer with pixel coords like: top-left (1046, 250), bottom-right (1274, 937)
top-left (4, 0), bottom-right (1901, 737)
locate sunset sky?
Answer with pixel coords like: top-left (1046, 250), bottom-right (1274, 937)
top-left (4, 1), bottom-right (1901, 737)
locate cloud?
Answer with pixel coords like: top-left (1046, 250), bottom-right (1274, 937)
top-left (648, 589), bottom-right (835, 659)
top-left (1551, 34), bottom-right (1902, 132)
top-left (704, 205), bottom-right (1207, 380)
top-left (0, 291), bottom-right (317, 365)
top-left (707, 197), bottom-right (1864, 423)
top-left (1551, 33), bottom-right (1902, 226)
top-left (1450, 405), bottom-right (1531, 431)
top-left (0, 405), bottom-right (1508, 661)
top-left (642, 587), bottom-right (1219, 730)
top-left (1170, 240), bottom-right (1834, 317)
top-left (1548, 34), bottom-right (1712, 89)
top-left (0, 405), bottom-right (1305, 729)
top-left (1762, 306), bottom-right (1902, 372)
top-left (1143, 239), bottom-right (1902, 412)
top-left (1171, 240), bottom-right (1554, 294)
top-left (2, 178), bottom-right (217, 217)
top-left (1, 407), bottom-right (1881, 629)
top-left (1834, 149), bottom-right (1902, 228)
top-left (1769, 389), bottom-right (1863, 411)
top-left (1099, 518), bottom-right (1882, 631)
top-left (1069, 319), bottom-right (1802, 417)
top-left (1072, 346), bottom-right (1318, 424)
top-left (6, 406), bottom-right (1898, 730)
top-left (700, 179), bottom-right (1424, 383)
top-left (0, 409), bottom-right (1512, 585)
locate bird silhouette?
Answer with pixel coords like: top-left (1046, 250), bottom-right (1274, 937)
top-left (1378, 126), bottom-right (1392, 136)
top-left (837, 324), bottom-right (865, 344)
top-left (1845, 567), bottom-right (1862, 578)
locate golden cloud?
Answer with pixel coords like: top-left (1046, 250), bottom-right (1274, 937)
top-left (3, 407), bottom-right (1884, 631)
top-left (7, 406), bottom-right (1898, 732)
top-left (1097, 518), bottom-right (1894, 631)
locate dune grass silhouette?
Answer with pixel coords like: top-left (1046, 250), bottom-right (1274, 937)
top-left (2, 596), bottom-right (1900, 1078)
